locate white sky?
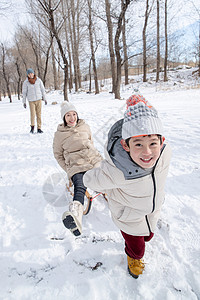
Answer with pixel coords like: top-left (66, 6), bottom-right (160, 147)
top-left (0, 0), bottom-right (198, 43)
top-left (0, 0), bottom-right (28, 42)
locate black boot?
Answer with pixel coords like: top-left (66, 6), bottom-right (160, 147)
top-left (37, 128), bottom-right (43, 133)
top-left (30, 126), bottom-right (34, 133)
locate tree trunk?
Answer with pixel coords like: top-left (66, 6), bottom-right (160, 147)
top-left (105, 0), bottom-right (116, 93)
top-left (114, 0), bottom-right (131, 99)
top-left (88, 0), bottom-right (99, 94)
top-left (143, 0), bottom-right (150, 82)
top-left (38, 26), bottom-right (42, 78)
top-left (62, 0), bottom-right (73, 91)
top-left (76, 0), bottom-right (82, 89)
top-left (1, 44), bottom-right (12, 102)
top-left (164, 0), bottom-right (168, 82)
top-left (198, 20), bottom-right (200, 77)
top-left (34, 0), bottom-right (69, 99)
top-left (15, 59), bottom-right (22, 100)
top-left (51, 40), bottom-right (58, 90)
top-left (15, 40), bottom-right (28, 70)
top-left (122, 0), bottom-right (129, 85)
top-left (0, 75), bottom-right (2, 101)
top-left (89, 58), bottom-right (92, 93)
top-left (156, 0), bottom-right (160, 82)
top-left (70, 0), bottom-right (79, 92)
top-left (66, 1), bottom-right (76, 91)
top-left (57, 49), bottom-right (61, 89)
top-left (42, 41), bottom-right (52, 87)
top-left (48, 4), bottom-right (69, 100)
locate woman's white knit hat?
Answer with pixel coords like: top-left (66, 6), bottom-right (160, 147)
top-left (60, 101), bottom-right (78, 119)
top-left (122, 94), bottom-right (163, 140)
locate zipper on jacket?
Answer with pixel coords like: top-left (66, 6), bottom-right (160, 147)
top-left (151, 171), bottom-right (156, 213)
top-left (145, 145), bottom-right (166, 235)
top-left (145, 215), bottom-right (151, 234)
top-left (145, 168), bottom-right (156, 234)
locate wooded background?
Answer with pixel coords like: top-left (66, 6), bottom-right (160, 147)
top-left (0, 0), bottom-right (199, 101)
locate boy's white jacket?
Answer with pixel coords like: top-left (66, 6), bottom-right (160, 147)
top-left (83, 119), bottom-right (172, 236)
top-left (53, 119), bottom-right (102, 179)
top-left (22, 77), bottom-right (47, 104)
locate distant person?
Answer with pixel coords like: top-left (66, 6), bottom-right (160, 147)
top-left (22, 68), bottom-right (47, 133)
top-left (53, 101), bottom-right (102, 236)
top-left (83, 94), bottom-right (171, 279)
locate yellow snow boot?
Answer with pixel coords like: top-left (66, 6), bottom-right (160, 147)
top-left (127, 255), bottom-right (145, 279)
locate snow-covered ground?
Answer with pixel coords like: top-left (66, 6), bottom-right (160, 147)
top-left (0, 71), bottom-right (200, 300)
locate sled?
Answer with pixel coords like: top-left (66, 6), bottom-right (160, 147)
top-left (42, 172), bottom-right (107, 215)
top-left (66, 179), bottom-right (108, 215)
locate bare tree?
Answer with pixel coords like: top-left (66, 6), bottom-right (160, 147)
top-left (88, 57), bottom-right (92, 92)
top-left (42, 38), bottom-right (53, 86)
top-left (163, 0), bottom-right (168, 81)
top-left (51, 39), bottom-right (59, 90)
top-left (15, 57), bottom-right (22, 100)
top-left (143, 0), bottom-right (154, 82)
top-left (198, 20), bottom-right (200, 77)
top-left (61, 1), bottom-right (73, 91)
top-left (14, 38), bottom-right (28, 70)
top-left (114, 0), bottom-right (131, 99)
top-left (68, 0), bottom-right (82, 91)
top-left (1, 43), bottom-right (12, 102)
top-left (33, 0), bottom-right (69, 100)
top-left (189, 0), bottom-right (200, 77)
top-left (65, 0), bottom-right (76, 91)
top-left (87, 0), bottom-right (99, 94)
top-left (105, 0), bottom-right (116, 93)
top-left (156, 0), bottom-right (160, 82)
top-left (20, 27), bottom-right (42, 77)
top-left (122, 0), bottom-right (129, 85)
top-left (0, 70), bottom-right (2, 101)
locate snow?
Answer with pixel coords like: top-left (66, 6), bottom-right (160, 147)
top-left (0, 70), bottom-right (200, 300)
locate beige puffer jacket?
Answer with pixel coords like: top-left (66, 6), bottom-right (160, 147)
top-left (53, 119), bottom-right (102, 179)
top-left (83, 120), bottom-right (171, 236)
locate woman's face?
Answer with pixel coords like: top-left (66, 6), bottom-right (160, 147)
top-left (65, 111), bottom-right (78, 127)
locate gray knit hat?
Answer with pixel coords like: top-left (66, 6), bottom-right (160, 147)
top-left (60, 101), bottom-right (78, 119)
top-left (122, 94), bottom-right (163, 140)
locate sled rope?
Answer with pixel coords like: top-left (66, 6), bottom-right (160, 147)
top-left (90, 192), bottom-right (102, 200)
top-left (66, 182), bottom-right (107, 215)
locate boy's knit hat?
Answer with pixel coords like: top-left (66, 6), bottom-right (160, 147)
top-left (26, 68), bottom-right (34, 75)
top-left (122, 94), bottom-right (163, 140)
top-left (60, 101), bottom-right (78, 119)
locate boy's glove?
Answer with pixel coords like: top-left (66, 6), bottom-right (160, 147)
top-left (45, 100), bottom-right (47, 105)
top-left (23, 103), bottom-right (26, 109)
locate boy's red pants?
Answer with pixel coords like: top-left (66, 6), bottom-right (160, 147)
top-left (121, 230), bottom-right (154, 259)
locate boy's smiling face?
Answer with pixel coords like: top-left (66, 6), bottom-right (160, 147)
top-left (122, 135), bottom-right (164, 169)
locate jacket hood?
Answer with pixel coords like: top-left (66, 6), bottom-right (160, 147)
top-left (106, 119), bottom-right (155, 179)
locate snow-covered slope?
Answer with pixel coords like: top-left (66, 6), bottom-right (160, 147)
top-left (0, 73), bottom-right (200, 299)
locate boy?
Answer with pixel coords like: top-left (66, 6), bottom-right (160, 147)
top-left (83, 94), bottom-right (171, 278)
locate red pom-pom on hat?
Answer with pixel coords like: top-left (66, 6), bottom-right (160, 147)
top-left (126, 94), bottom-right (152, 109)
